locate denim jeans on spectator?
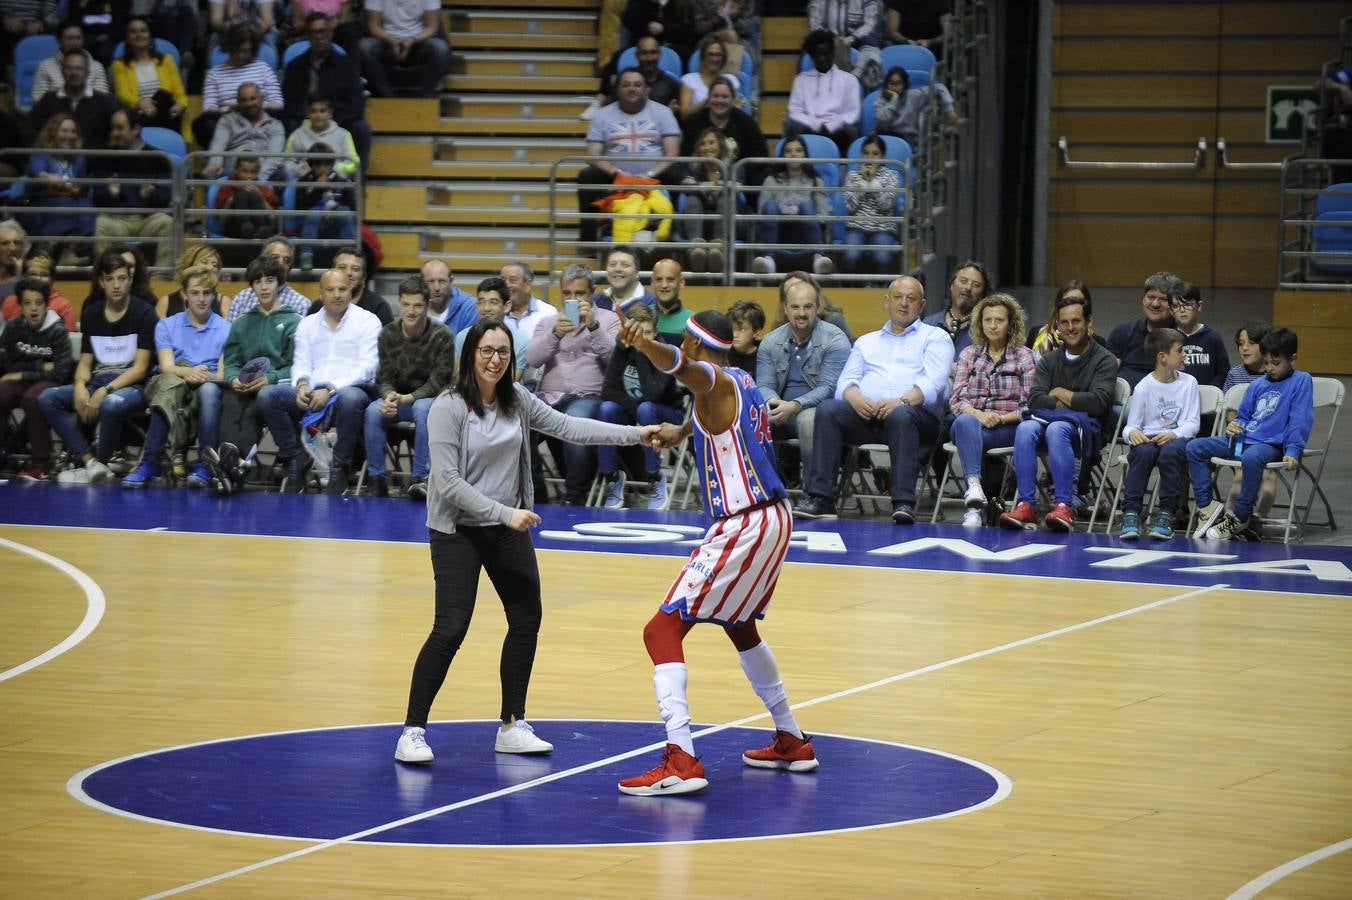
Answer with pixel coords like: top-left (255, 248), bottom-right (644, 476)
top-left (358, 33), bottom-right (451, 97)
top-left (549, 395), bottom-right (602, 501)
top-left (806, 398), bottom-right (939, 505)
top-left (1121, 437), bottom-right (1188, 514)
top-left (597, 400), bottom-right (682, 475)
top-left (950, 413), bottom-right (1017, 483)
top-left (259, 382), bottom-right (377, 466)
top-left (38, 375), bottom-right (147, 462)
top-left (842, 227), bottom-right (899, 275)
top-left (1186, 435), bottom-right (1281, 519)
top-left (363, 396), bottom-right (434, 478)
top-left (1013, 418), bottom-right (1080, 506)
top-left (140, 381), bottom-right (223, 463)
top-left (759, 201), bottom-right (823, 261)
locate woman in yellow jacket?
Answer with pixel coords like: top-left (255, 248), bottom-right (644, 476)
top-left (110, 16), bottom-right (191, 142)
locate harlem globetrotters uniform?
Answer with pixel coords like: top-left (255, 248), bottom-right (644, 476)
top-left (660, 363), bottom-right (793, 626)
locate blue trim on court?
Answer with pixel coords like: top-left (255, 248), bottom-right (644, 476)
top-left (3, 482), bottom-right (1350, 596)
top-left (72, 721), bottom-right (1006, 846)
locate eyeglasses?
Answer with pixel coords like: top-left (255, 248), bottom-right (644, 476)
top-left (477, 346), bottom-right (512, 360)
top-left (1169, 299), bottom-right (1198, 310)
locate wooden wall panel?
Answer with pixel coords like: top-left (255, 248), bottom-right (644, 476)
top-left (1055, 4), bottom-right (1219, 37)
top-left (1047, 218), bottom-right (1214, 287)
top-left (1272, 290), bottom-right (1352, 373)
top-left (1214, 218), bottom-right (1282, 287)
top-left (1217, 2), bottom-right (1352, 35)
top-left (1053, 40), bottom-right (1219, 73)
top-left (1053, 74), bottom-right (1220, 108)
top-left (1218, 39), bottom-right (1333, 72)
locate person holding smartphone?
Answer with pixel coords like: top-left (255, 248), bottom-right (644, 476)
top-left (524, 264), bottom-right (621, 504)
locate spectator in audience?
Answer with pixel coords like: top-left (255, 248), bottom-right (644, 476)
top-left (291, 1), bottom-right (361, 55)
top-left (679, 79), bottom-right (769, 187)
top-left (781, 269), bottom-right (854, 340)
top-left (1108, 271), bottom-right (1176, 389)
top-left (206, 254), bottom-right (301, 495)
top-left (874, 66), bottom-right (957, 150)
top-left (27, 50), bottom-right (120, 149)
top-left (1167, 279), bottom-right (1229, 389)
top-left (587, 33), bottom-right (681, 120)
top-left (294, 143), bottom-right (357, 270)
top-left (203, 82), bottom-right (286, 180)
top-left (598, 303), bottom-right (683, 509)
top-left (842, 133), bottom-right (902, 276)
top-left (224, 235), bottom-right (312, 320)
top-left (282, 13), bottom-right (370, 168)
top-left (214, 154), bottom-right (280, 240)
top-left (421, 258), bottom-right (479, 332)
top-left (39, 252), bottom-right (157, 484)
top-left (787, 30), bottom-right (862, 154)
top-left (1, 244), bottom-right (78, 330)
top-left (809, 0), bottom-right (885, 89)
top-left (365, 273), bottom-right (454, 500)
top-left (138, 0), bottom-right (198, 78)
top-left (757, 275), bottom-right (850, 488)
top-left (21, 114), bottom-right (93, 267)
top-left (1224, 320), bottom-right (1271, 394)
top-left (91, 108), bottom-right (173, 265)
top-left (0, 220), bottom-right (25, 289)
top-left (122, 264), bottom-right (230, 488)
top-left (0, 0), bottom-right (59, 77)
top-left (0, 277), bottom-right (75, 481)
top-left (726, 298), bottom-right (766, 372)
top-left (623, 0), bottom-right (699, 63)
top-left (195, 25), bottom-right (283, 150)
top-left (317, 246), bottom-right (393, 326)
top-left (650, 257), bottom-right (694, 344)
top-left (999, 291), bottom-right (1118, 532)
top-left (456, 276), bottom-right (527, 371)
top-left (499, 261), bottom-right (557, 347)
top-left (159, 244), bottom-right (226, 318)
top-left (260, 266), bottom-right (380, 494)
top-left (946, 292), bottom-right (1034, 527)
top-left (885, 0), bottom-right (951, 52)
top-left (526, 263), bottom-right (621, 504)
top-left (694, 0), bottom-right (756, 56)
top-left (923, 258), bottom-right (988, 355)
top-left (591, 247), bottom-right (652, 311)
top-left (1190, 327), bottom-right (1312, 542)
top-left (793, 275), bottom-right (952, 522)
top-left (359, 0), bottom-right (451, 99)
top-left (33, 18), bottom-right (111, 104)
top-left (208, 0), bottom-right (278, 53)
top-left (1029, 280), bottom-right (1091, 360)
top-left (1116, 326), bottom-right (1199, 541)
top-left (110, 16), bottom-right (189, 138)
top-left (679, 34), bottom-right (740, 118)
top-left (577, 68), bottom-right (684, 249)
top-left (752, 134), bottom-right (832, 276)
top-left (111, 243), bottom-right (157, 307)
top-left (678, 126), bottom-right (733, 272)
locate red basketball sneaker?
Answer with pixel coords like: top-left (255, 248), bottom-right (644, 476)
top-left (617, 744), bottom-right (709, 796)
top-left (742, 730), bottom-right (820, 772)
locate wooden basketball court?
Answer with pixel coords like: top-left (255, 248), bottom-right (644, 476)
top-left (3, 490), bottom-right (1350, 897)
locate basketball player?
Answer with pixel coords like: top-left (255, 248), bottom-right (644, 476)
top-left (614, 308), bottom-right (819, 796)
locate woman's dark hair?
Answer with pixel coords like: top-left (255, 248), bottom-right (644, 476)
top-left (221, 23), bottom-right (256, 58)
top-left (1236, 320), bottom-right (1271, 346)
top-left (108, 242), bottom-right (152, 298)
top-left (87, 250), bottom-right (133, 302)
top-left (126, 16), bottom-right (163, 61)
top-left (777, 132), bottom-right (821, 185)
top-left (860, 131), bottom-right (886, 156)
top-left (456, 320), bottom-right (519, 416)
top-left (884, 66), bottom-right (910, 91)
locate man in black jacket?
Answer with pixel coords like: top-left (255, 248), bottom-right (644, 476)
top-left (92, 109), bottom-right (173, 265)
top-left (27, 51), bottom-right (119, 149)
top-left (282, 12), bottom-right (371, 170)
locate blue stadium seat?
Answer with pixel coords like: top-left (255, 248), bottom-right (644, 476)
top-left (880, 44), bottom-right (936, 83)
top-left (113, 38), bottom-right (182, 66)
top-left (281, 39), bottom-right (347, 69)
top-left (1312, 183), bottom-right (1352, 274)
top-left (13, 35), bottom-right (59, 113)
top-left (618, 45), bottom-right (682, 81)
top-left (142, 126), bottom-right (187, 162)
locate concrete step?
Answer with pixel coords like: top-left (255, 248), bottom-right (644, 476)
top-left (447, 30), bottom-right (597, 51)
top-left (446, 10), bottom-right (598, 36)
top-left (366, 183), bottom-right (579, 224)
top-left (443, 93), bottom-right (591, 119)
top-left (368, 136), bottom-right (585, 178)
top-left (368, 98), bottom-right (588, 136)
top-left (449, 73), bottom-right (596, 93)
top-left (454, 51), bottom-right (596, 79)
top-left (372, 226), bottom-right (588, 271)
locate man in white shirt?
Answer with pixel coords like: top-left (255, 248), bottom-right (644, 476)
top-left (359, 0), bottom-right (450, 98)
top-left (793, 275), bottom-right (953, 523)
top-left (500, 261), bottom-right (555, 340)
top-left (258, 267), bottom-right (381, 494)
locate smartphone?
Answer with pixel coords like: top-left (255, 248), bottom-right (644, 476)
top-left (563, 300), bottom-right (580, 325)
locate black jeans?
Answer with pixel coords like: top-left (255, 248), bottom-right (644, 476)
top-left (405, 526), bottom-right (543, 728)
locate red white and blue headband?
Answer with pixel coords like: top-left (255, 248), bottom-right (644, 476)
top-left (685, 317), bottom-right (732, 351)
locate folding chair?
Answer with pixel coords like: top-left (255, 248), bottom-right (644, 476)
top-left (1209, 376), bottom-right (1343, 543)
top-left (354, 420), bottom-right (416, 495)
top-left (929, 440), bottom-right (1015, 524)
top-left (1085, 378), bottom-right (1133, 532)
top-left (838, 441), bottom-right (938, 517)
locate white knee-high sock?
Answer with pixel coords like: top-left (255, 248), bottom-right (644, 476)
top-left (738, 641), bottom-right (803, 738)
top-left (653, 662), bottom-right (694, 755)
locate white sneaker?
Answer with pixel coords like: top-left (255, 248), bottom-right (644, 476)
top-left (602, 470), bottom-right (626, 509)
top-left (962, 509), bottom-right (983, 528)
top-left (1192, 500), bottom-right (1225, 539)
top-left (751, 255), bottom-right (776, 274)
top-left (579, 97), bottom-right (601, 121)
top-left (647, 473), bottom-right (669, 510)
top-left (57, 466), bottom-right (90, 485)
top-left (812, 253), bottom-right (834, 275)
top-left (86, 459), bottom-right (113, 483)
top-left (963, 481), bottom-right (986, 509)
top-left (495, 720), bottom-right (553, 754)
top-left (395, 726), bottom-right (434, 765)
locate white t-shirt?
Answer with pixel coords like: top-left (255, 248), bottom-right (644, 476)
top-left (679, 71), bottom-right (738, 107)
top-left (1122, 371), bottom-right (1201, 440)
top-left (368, 0), bottom-right (439, 41)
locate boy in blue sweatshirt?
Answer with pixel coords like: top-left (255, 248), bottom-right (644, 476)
top-left (1188, 328), bottom-right (1314, 540)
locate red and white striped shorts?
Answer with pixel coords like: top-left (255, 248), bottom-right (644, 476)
top-left (660, 498), bottom-right (793, 626)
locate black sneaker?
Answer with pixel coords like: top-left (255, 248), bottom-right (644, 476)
top-left (326, 464), bottom-right (350, 496)
top-left (406, 479), bottom-right (428, 501)
top-left (281, 455), bottom-right (311, 493)
top-left (367, 474), bottom-right (389, 498)
top-left (891, 502), bottom-right (915, 525)
top-left (792, 495), bottom-right (837, 519)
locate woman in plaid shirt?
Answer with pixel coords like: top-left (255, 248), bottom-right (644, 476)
top-left (947, 293), bottom-right (1036, 526)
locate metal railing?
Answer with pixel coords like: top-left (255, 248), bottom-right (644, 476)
top-left (1056, 136), bottom-right (1209, 171)
top-left (1277, 159), bottom-right (1352, 290)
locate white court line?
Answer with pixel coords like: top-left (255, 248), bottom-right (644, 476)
top-left (142, 581), bottom-right (1226, 898)
top-left (0, 537), bottom-right (106, 683)
top-left (1226, 837), bottom-right (1352, 899)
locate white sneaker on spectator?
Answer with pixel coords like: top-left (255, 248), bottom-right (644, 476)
top-left (751, 255), bottom-right (776, 274)
top-left (1192, 500), bottom-right (1225, 539)
top-left (963, 482), bottom-right (986, 509)
top-left (57, 466), bottom-right (90, 485)
top-left (812, 253), bottom-right (834, 275)
top-left (495, 720), bottom-right (553, 754)
top-left (579, 97), bottom-right (601, 121)
top-left (602, 470), bottom-right (626, 509)
top-left (395, 726), bottom-right (434, 764)
top-left (86, 459), bottom-right (114, 483)
top-left (962, 509), bottom-right (983, 528)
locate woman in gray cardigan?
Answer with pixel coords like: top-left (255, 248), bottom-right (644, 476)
top-left (395, 319), bottom-right (662, 765)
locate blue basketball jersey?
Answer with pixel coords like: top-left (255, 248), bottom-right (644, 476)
top-left (691, 365), bottom-right (787, 518)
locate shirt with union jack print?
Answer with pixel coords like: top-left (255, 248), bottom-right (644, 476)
top-left (586, 100), bottom-right (681, 175)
